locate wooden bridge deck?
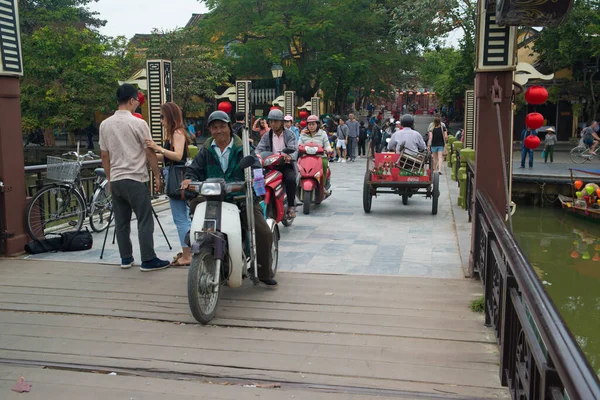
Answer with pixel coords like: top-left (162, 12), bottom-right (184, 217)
top-left (0, 259), bottom-right (508, 399)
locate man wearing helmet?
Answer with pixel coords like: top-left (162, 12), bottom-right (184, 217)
top-left (388, 114), bottom-right (426, 153)
top-left (182, 111), bottom-right (277, 286)
top-left (255, 109), bottom-right (298, 218)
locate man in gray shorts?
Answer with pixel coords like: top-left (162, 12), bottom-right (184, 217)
top-left (99, 84), bottom-right (170, 271)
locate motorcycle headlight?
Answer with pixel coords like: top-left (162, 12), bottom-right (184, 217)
top-left (200, 182), bottom-right (224, 196)
top-left (306, 146), bottom-right (318, 155)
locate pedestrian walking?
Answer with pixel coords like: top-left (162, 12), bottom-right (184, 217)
top-left (336, 117), bottom-right (348, 162)
top-left (99, 83), bottom-right (170, 271)
top-left (543, 127), bottom-right (556, 163)
top-left (145, 102), bottom-right (193, 267)
top-left (345, 113), bottom-right (360, 161)
top-left (358, 121), bottom-right (368, 157)
top-left (427, 116), bottom-right (448, 174)
top-left (520, 128), bottom-right (537, 168)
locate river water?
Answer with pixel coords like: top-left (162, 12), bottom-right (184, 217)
top-left (513, 206), bottom-right (600, 374)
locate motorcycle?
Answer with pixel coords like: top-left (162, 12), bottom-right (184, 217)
top-left (258, 149), bottom-right (295, 227)
top-left (25, 129), bottom-right (45, 147)
top-left (296, 144), bottom-right (331, 215)
top-left (186, 155), bottom-right (279, 325)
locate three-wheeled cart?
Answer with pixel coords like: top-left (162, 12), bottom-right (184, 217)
top-left (363, 147), bottom-right (440, 215)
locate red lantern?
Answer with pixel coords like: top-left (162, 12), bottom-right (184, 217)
top-left (525, 112), bottom-right (544, 130)
top-left (137, 91), bottom-right (145, 106)
top-left (300, 120), bottom-right (307, 128)
top-left (524, 134), bottom-right (541, 150)
top-left (133, 113), bottom-right (144, 120)
top-left (524, 86), bottom-right (548, 105)
top-left (270, 106), bottom-right (280, 111)
top-left (218, 101), bottom-right (232, 113)
top-left (299, 110), bottom-right (309, 119)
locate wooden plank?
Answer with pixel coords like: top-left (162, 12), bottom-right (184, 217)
top-left (0, 352), bottom-right (510, 398)
top-left (0, 313), bottom-right (498, 362)
top-left (0, 292), bottom-right (487, 333)
top-left (0, 286), bottom-right (483, 320)
top-left (0, 365), bottom-right (399, 400)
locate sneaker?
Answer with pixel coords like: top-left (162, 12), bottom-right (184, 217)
top-left (140, 257), bottom-right (170, 272)
top-left (341, 159), bottom-right (346, 163)
top-left (260, 278), bottom-right (278, 286)
top-left (121, 257), bottom-right (134, 269)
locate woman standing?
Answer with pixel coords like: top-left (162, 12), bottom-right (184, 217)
top-left (427, 116), bottom-right (448, 174)
top-left (145, 102), bottom-right (192, 266)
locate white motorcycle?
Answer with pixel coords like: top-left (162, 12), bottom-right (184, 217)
top-left (186, 139), bottom-right (279, 324)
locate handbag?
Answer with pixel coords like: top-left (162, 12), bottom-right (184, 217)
top-left (166, 144), bottom-right (195, 201)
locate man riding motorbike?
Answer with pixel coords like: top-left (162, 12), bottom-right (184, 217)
top-left (255, 109), bottom-right (298, 218)
top-left (388, 114), bottom-right (426, 153)
top-left (299, 115), bottom-right (333, 189)
top-left (181, 110), bottom-right (277, 286)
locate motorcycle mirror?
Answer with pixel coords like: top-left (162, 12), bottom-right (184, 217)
top-left (240, 155), bottom-right (256, 169)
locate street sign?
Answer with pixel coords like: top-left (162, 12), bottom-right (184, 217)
top-left (0, 0), bottom-right (23, 76)
top-left (476, 1), bottom-right (517, 72)
top-left (236, 80), bottom-right (251, 128)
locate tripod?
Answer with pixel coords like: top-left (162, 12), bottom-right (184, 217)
top-left (100, 205), bottom-right (172, 260)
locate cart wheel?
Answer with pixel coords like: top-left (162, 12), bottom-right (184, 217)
top-left (402, 193), bottom-right (408, 205)
top-left (363, 172), bottom-right (372, 213)
top-left (432, 172), bottom-right (440, 215)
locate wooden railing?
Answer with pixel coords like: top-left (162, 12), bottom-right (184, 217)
top-left (473, 190), bottom-right (600, 399)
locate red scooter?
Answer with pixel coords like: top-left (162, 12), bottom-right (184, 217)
top-left (259, 151), bottom-right (295, 227)
top-left (296, 144), bottom-right (331, 215)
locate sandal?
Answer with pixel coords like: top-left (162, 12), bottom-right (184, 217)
top-left (170, 258), bottom-right (190, 267)
top-left (287, 208), bottom-right (297, 218)
top-left (172, 252), bottom-right (183, 263)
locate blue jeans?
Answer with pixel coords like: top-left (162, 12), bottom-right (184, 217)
top-left (165, 169), bottom-right (191, 248)
top-left (521, 148), bottom-right (533, 167)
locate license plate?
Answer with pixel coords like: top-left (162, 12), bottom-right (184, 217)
top-left (407, 177), bottom-right (419, 182)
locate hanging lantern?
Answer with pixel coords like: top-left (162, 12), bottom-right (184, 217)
top-left (408, 91), bottom-right (413, 95)
top-left (300, 120), bottom-right (307, 128)
top-left (218, 101), bottom-right (233, 114)
top-left (299, 110), bottom-right (309, 119)
top-left (133, 113), bottom-right (144, 120)
top-left (525, 86), bottom-right (549, 105)
top-left (417, 92), bottom-right (421, 96)
top-left (137, 91), bottom-right (145, 106)
top-left (525, 112), bottom-right (544, 130)
top-left (524, 134), bottom-right (541, 150)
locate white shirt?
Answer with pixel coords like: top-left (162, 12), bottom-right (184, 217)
top-left (211, 138), bottom-right (234, 172)
top-left (272, 132), bottom-right (286, 153)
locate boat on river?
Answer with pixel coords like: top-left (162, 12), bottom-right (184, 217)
top-left (558, 168), bottom-right (600, 220)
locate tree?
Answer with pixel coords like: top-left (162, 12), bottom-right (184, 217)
top-left (143, 28), bottom-right (230, 116)
top-left (197, 0), bottom-right (416, 113)
top-left (533, 0), bottom-right (600, 121)
top-left (19, 0), bottom-right (131, 135)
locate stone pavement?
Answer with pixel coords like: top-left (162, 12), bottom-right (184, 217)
top-left (24, 158), bottom-right (465, 279)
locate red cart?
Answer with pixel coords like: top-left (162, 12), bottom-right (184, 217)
top-left (363, 147), bottom-right (440, 215)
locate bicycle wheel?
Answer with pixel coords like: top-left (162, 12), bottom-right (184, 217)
top-left (89, 186), bottom-right (112, 233)
top-left (26, 184), bottom-right (85, 240)
top-left (570, 146), bottom-right (590, 164)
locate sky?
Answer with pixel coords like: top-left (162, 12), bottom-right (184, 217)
top-left (88, 0), bottom-right (209, 39)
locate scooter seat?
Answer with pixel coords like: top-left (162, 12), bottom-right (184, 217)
top-left (94, 168), bottom-right (106, 178)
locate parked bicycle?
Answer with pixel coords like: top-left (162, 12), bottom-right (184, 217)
top-left (570, 140), bottom-right (598, 164)
top-left (25, 151), bottom-right (112, 240)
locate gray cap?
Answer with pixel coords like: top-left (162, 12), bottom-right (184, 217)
top-left (207, 110), bottom-right (231, 126)
top-left (267, 109), bottom-right (284, 121)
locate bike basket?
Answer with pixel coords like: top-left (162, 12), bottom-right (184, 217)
top-left (46, 156), bottom-right (81, 183)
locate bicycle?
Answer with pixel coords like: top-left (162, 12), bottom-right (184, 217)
top-left (25, 151), bottom-right (112, 240)
top-left (570, 139), bottom-right (598, 164)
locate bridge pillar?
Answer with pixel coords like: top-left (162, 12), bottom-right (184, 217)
top-left (0, 77), bottom-right (28, 255)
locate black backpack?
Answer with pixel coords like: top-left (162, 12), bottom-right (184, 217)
top-left (359, 127), bottom-right (368, 140)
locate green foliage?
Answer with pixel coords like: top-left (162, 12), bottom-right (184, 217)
top-left (19, 0), bottom-right (131, 132)
top-left (533, 0), bottom-right (600, 119)
top-left (197, 0), bottom-right (415, 113)
top-left (144, 28), bottom-right (229, 115)
top-left (470, 296), bottom-right (485, 313)
top-left (418, 37), bottom-right (475, 105)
